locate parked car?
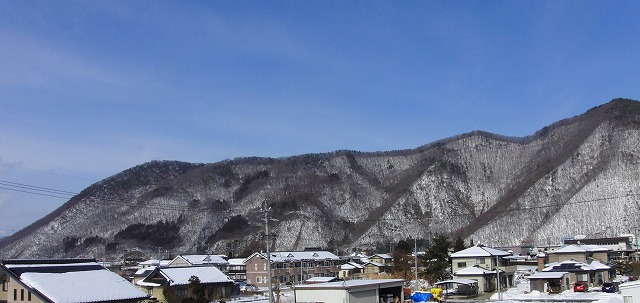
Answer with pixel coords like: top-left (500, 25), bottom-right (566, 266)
top-left (240, 283), bottom-right (260, 293)
top-left (574, 281), bottom-right (589, 292)
top-left (602, 282), bottom-right (616, 293)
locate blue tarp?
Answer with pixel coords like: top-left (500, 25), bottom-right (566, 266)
top-left (411, 292), bottom-right (433, 302)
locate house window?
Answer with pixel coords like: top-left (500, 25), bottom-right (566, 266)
top-left (2, 279), bottom-right (7, 291)
top-left (13, 289), bottom-right (17, 300)
top-left (28, 291), bottom-right (32, 301)
top-left (477, 258), bottom-right (485, 264)
top-left (147, 288), bottom-right (153, 296)
top-left (255, 263), bottom-right (258, 271)
top-left (263, 263), bottom-right (266, 270)
top-left (21, 289), bottom-right (24, 301)
top-left (457, 262), bottom-right (466, 268)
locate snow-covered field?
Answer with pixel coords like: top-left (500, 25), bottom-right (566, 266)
top-left (491, 281), bottom-right (623, 303)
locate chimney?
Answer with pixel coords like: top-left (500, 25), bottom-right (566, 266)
top-left (537, 253), bottom-right (547, 272)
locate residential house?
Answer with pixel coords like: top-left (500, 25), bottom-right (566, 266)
top-left (131, 259), bottom-right (172, 285)
top-left (339, 262), bottom-right (365, 280)
top-left (139, 259), bottom-right (171, 269)
top-left (449, 245), bottom-right (516, 293)
top-left (244, 250), bottom-right (341, 289)
top-left (545, 244), bottom-right (610, 264)
top-left (369, 254), bottom-right (393, 266)
top-left (0, 258), bottom-right (148, 303)
top-left (294, 279), bottom-right (404, 303)
top-left (363, 261), bottom-right (388, 277)
top-left (227, 258), bottom-right (246, 282)
top-left (450, 266), bottom-right (497, 293)
top-left (167, 254), bottom-right (229, 272)
top-left (136, 266), bottom-right (235, 303)
top-left (563, 236), bottom-right (635, 261)
top-left (541, 259), bottom-right (612, 286)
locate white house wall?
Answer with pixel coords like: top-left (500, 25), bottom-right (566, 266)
top-left (296, 289), bottom-right (348, 303)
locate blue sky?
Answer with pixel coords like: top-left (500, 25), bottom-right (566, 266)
top-left (1, 1), bottom-right (640, 236)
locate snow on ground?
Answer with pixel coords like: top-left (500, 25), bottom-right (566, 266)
top-left (491, 280), bottom-right (624, 303)
top-left (224, 280), bottom-right (625, 303)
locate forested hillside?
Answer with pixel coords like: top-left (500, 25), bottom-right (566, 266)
top-left (1, 99), bottom-right (639, 259)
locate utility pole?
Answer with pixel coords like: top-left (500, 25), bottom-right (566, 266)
top-left (414, 238), bottom-right (418, 289)
top-left (264, 200), bottom-right (274, 303)
top-left (495, 255), bottom-right (502, 300)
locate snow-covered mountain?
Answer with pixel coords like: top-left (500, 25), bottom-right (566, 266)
top-left (1, 99), bottom-right (639, 259)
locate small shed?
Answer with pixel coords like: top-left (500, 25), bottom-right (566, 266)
top-left (294, 279), bottom-right (404, 303)
top-left (528, 271), bottom-right (570, 293)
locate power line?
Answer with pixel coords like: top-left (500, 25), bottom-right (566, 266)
top-left (0, 179), bottom-right (77, 195)
top-left (0, 179), bottom-right (77, 199)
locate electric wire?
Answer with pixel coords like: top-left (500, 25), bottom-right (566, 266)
top-left (0, 179), bottom-right (78, 199)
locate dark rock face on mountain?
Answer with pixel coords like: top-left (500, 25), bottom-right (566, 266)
top-left (2, 99), bottom-right (639, 259)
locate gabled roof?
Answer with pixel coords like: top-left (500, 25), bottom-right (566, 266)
top-left (170, 254), bottom-right (228, 266)
top-left (142, 266), bottom-right (233, 287)
top-left (1, 259), bottom-right (148, 303)
top-left (364, 261), bottom-right (386, 267)
top-left (371, 253), bottom-right (393, 259)
top-left (341, 262), bottom-right (365, 270)
top-left (587, 259), bottom-right (611, 270)
top-left (450, 246), bottom-right (511, 258)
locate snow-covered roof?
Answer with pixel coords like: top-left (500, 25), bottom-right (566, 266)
top-left (454, 266), bottom-right (496, 275)
top-left (4, 260), bottom-right (148, 303)
top-left (266, 251), bottom-right (340, 262)
top-left (528, 271), bottom-right (569, 279)
top-left (341, 262), bottom-right (365, 270)
top-left (552, 244), bottom-right (609, 254)
top-left (155, 266), bottom-right (233, 286)
top-left (132, 268), bottom-right (155, 277)
top-left (371, 253), bottom-right (392, 259)
top-left (348, 252), bottom-right (369, 258)
top-left (364, 260), bottom-right (386, 267)
top-left (227, 258), bottom-right (246, 266)
top-left (450, 246), bottom-right (511, 258)
top-left (172, 254), bottom-right (228, 266)
top-left (587, 259), bottom-right (611, 270)
top-left (542, 259), bottom-right (598, 272)
top-left (139, 259), bottom-right (160, 266)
